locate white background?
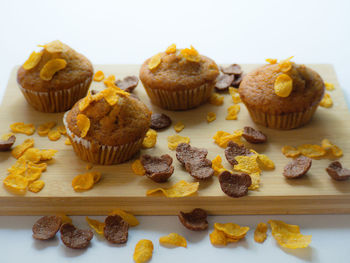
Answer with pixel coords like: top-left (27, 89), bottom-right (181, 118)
top-left (0, 0), bottom-right (350, 262)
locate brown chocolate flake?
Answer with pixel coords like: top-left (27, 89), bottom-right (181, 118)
top-left (221, 64), bottom-right (242, 75)
top-left (225, 141), bottom-right (252, 165)
top-left (60, 223), bottom-right (93, 249)
top-left (0, 135), bottom-right (16, 151)
top-left (242, 126), bottom-right (267, 144)
top-left (178, 208), bottom-right (208, 231)
top-left (140, 154), bottom-right (174, 183)
top-left (326, 161), bottom-right (350, 181)
top-left (215, 74), bottom-right (234, 91)
top-left (283, 156), bottom-right (312, 179)
top-left (218, 171), bottom-right (252, 198)
top-left (150, 113), bottom-right (172, 130)
top-left (32, 215), bottom-right (62, 240)
top-left (115, 75), bottom-right (139, 93)
top-left (104, 215), bottom-right (129, 244)
top-left (231, 74), bottom-right (244, 87)
top-left (176, 143), bottom-right (208, 165)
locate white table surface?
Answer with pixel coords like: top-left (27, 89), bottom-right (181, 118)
top-left (0, 0), bottom-right (350, 262)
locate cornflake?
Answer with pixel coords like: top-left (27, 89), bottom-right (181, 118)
top-left (23, 51), bottom-right (43, 70)
top-left (229, 87), bottom-right (242, 104)
top-left (297, 144), bottom-right (326, 158)
top-left (278, 56), bottom-right (294, 72)
top-left (174, 122), bottom-right (185, 133)
top-left (206, 112), bottom-right (216, 123)
top-left (40, 59), bottom-right (67, 81)
top-left (214, 222), bottom-right (250, 239)
top-left (48, 129), bottom-right (61, 141)
top-left (93, 70), bottom-right (105, 82)
top-left (39, 40), bottom-right (65, 53)
top-left (20, 148), bottom-right (41, 163)
top-left (76, 114), bottom-right (90, 138)
top-left (40, 149), bottom-right (58, 161)
top-left (257, 154), bottom-right (275, 170)
top-left (319, 93), bottom-right (333, 108)
top-left (109, 209), bottom-right (139, 227)
top-left (282, 145), bottom-right (300, 158)
top-left (274, 74), bottom-right (293, 97)
top-left (254, 222), bottom-right (268, 243)
top-left (146, 180), bottom-right (199, 198)
top-left (103, 74), bottom-right (116, 88)
top-left (3, 174), bottom-right (28, 192)
top-left (10, 122), bottom-right (35, 135)
top-left (159, 233), bottom-right (187, 248)
top-left (180, 45), bottom-right (200, 62)
top-left (265, 58), bottom-right (277, 64)
top-left (209, 93), bottom-right (224, 106)
top-left (79, 91), bottom-right (93, 111)
top-left (212, 155), bottom-right (228, 176)
top-left (213, 130), bottom-right (243, 148)
top-left (321, 139), bottom-right (343, 157)
top-left (131, 159), bottom-right (146, 176)
top-left (248, 172), bottom-right (261, 190)
top-left (209, 229), bottom-right (229, 246)
top-left (167, 134), bottom-right (190, 150)
top-left (165, 44), bottom-right (176, 54)
top-left (86, 216), bottom-right (105, 235)
top-left (100, 88), bottom-right (119, 106)
top-left (28, 180), bottom-right (45, 193)
top-left (234, 155), bottom-right (261, 174)
top-left (134, 239), bottom-right (154, 263)
top-left (72, 172), bottom-right (95, 191)
top-left (57, 125), bottom-right (66, 135)
top-left (148, 53), bottom-right (162, 70)
top-left (12, 138), bottom-right (35, 159)
top-left (325, 82), bottom-right (335, 91)
top-left (226, 104), bottom-right (240, 120)
top-left (142, 129), bottom-right (157, 148)
top-left (37, 122), bottom-right (56, 136)
top-left (64, 138), bottom-right (72, 145)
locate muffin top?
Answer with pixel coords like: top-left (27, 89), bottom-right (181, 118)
top-left (139, 45), bottom-right (219, 91)
top-left (17, 40), bottom-right (93, 92)
top-left (239, 59), bottom-right (325, 114)
top-left (66, 87), bottom-right (151, 146)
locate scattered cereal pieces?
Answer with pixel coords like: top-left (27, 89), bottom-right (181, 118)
top-left (32, 216), bottom-right (62, 240)
top-left (266, 58), bottom-right (277, 64)
top-left (76, 114), bottom-right (90, 138)
top-left (167, 134), bottom-right (190, 150)
top-left (148, 53), bottom-right (162, 70)
top-left (214, 222), bottom-right (250, 239)
top-left (215, 74), bottom-right (234, 91)
top-left (268, 220), bottom-right (311, 249)
top-left (93, 70), bottom-right (105, 82)
top-left (72, 172), bottom-right (95, 191)
top-left (234, 155), bottom-right (261, 174)
top-left (104, 215), bottom-right (129, 244)
top-left (242, 126), bottom-right (267, 144)
top-left (150, 113), bottom-right (172, 130)
top-left (28, 180), bottom-right (45, 193)
top-left (131, 159), bottom-right (146, 176)
top-left (218, 171), bottom-right (252, 198)
top-left (206, 112), bottom-right (216, 123)
top-left (283, 156), bottom-right (312, 179)
top-left (325, 82), bottom-right (335, 91)
top-left (0, 134), bottom-right (16, 151)
top-left (109, 209), bottom-right (139, 227)
top-left (142, 129), bottom-right (157, 148)
top-left (326, 161), bottom-right (350, 181)
top-left (210, 228), bottom-right (228, 246)
top-left (321, 139), bottom-right (343, 157)
top-left (60, 223), bottom-right (93, 249)
top-left (86, 216), bottom-right (105, 235)
top-left (40, 58), bottom-right (67, 81)
top-left (297, 144), bottom-right (326, 158)
top-left (213, 130), bottom-right (243, 148)
top-left (159, 233), bottom-right (187, 248)
top-left (115, 76), bottom-right (139, 93)
top-left (173, 122), bottom-right (185, 133)
top-left (221, 64), bottom-right (242, 75)
top-left (209, 93), bottom-right (224, 106)
top-left (282, 145), bottom-right (300, 158)
top-left (278, 56), bottom-right (294, 72)
top-left (257, 154), bottom-right (275, 170)
top-left (226, 104), bottom-right (240, 120)
top-left (23, 51), bottom-right (43, 70)
top-left (10, 122), bottom-right (35, 135)
top-left (48, 129), bottom-right (61, 141)
top-left (11, 138), bottom-right (35, 159)
top-left (319, 93), bottom-right (333, 108)
top-left (229, 87), bottom-right (242, 104)
top-left (3, 174), bottom-right (28, 192)
top-left (134, 239), bottom-right (154, 263)
top-left (180, 45), bottom-right (200, 63)
top-left (212, 155), bottom-right (228, 176)
top-left (146, 180), bottom-right (199, 198)
top-left (254, 222), bottom-right (268, 243)
top-left (165, 43), bottom-right (177, 54)
top-left (141, 154), bottom-right (174, 183)
top-left (65, 138), bottom-right (72, 145)
top-left (178, 208), bottom-right (208, 231)
top-left (274, 73), bottom-right (293, 97)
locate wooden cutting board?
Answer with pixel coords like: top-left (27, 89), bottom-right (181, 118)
top-left (0, 64), bottom-right (349, 215)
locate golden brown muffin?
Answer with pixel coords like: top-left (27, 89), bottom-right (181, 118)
top-left (239, 59), bottom-right (324, 129)
top-left (64, 87), bottom-right (151, 164)
top-left (139, 44), bottom-right (219, 110)
top-left (17, 40), bottom-right (93, 112)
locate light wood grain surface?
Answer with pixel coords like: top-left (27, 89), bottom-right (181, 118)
top-left (0, 64), bottom-right (349, 215)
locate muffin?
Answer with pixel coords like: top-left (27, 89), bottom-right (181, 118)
top-left (139, 44), bottom-right (219, 110)
top-left (239, 58), bottom-right (325, 129)
top-left (17, 40), bottom-right (93, 112)
top-left (64, 87), bottom-right (151, 164)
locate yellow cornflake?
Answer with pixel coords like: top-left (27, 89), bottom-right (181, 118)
top-left (206, 112), bottom-right (216, 123)
top-left (319, 93), bottom-right (333, 108)
top-left (57, 125), bottom-right (66, 135)
top-left (325, 82), bottom-right (335, 91)
top-left (212, 155), bottom-right (228, 176)
top-left (27, 161), bottom-right (47, 172)
top-left (22, 165), bottom-right (42, 182)
top-left (100, 88), bottom-right (119, 106)
top-left (234, 155), bottom-right (261, 174)
top-left (134, 239), bottom-right (154, 263)
top-left (103, 74), bottom-right (116, 87)
top-left (257, 154), bottom-right (275, 170)
top-left (3, 174), bottom-right (28, 192)
top-left (159, 233), bottom-right (187, 248)
top-left (86, 216), bottom-right (105, 235)
top-left (226, 104), bottom-right (240, 120)
top-left (40, 59), bottom-right (67, 81)
top-left (265, 58), bottom-right (277, 64)
top-left (148, 53), bottom-right (162, 70)
top-left (28, 180), bottom-right (45, 193)
top-left (174, 122), bottom-right (185, 133)
top-left (142, 129), bottom-right (157, 148)
top-left (48, 129), bottom-right (61, 141)
top-left (209, 93), bottom-right (224, 106)
top-left (146, 180), bottom-right (199, 198)
top-left (65, 138), bottom-right (72, 145)
top-left (131, 159), bottom-right (146, 176)
top-left (214, 223), bottom-right (250, 239)
top-left (40, 149), bottom-right (58, 161)
top-left (321, 139), bottom-right (343, 157)
top-left (165, 43), bottom-right (177, 54)
top-left (297, 144), bottom-right (326, 158)
top-left (268, 220), bottom-right (312, 249)
top-left (37, 121), bottom-right (56, 136)
top-left (109, 209), bottom-right (139, 227)
top-left (79, 91), bottom-right (93, 111)
top-left (254, 222), bottom-right (268, 243)
top-left (76, 114), bottom-right (90, 138)
top-left (23, 51), bottom-right (43, 70)
top-left (180, 45), bottom-right (201, 63)
top-left (274, 74), bottom-right (293, 97)
top-left (10, 122), bottom-right (35, 135)
top-left (278, 56), bottom-right (294, 72)
top-left (39, 40), bottom-right (65, 53)
top-left (20, 148), bottom-right (41, 163)
top-left (167, 134), bottom-right (190, 150)
top-left (229, 87), bottom-right (242, 104)
top-left (210, 228), bottom-right (228, 246)
top-left (8, 158), bottom-right (27, 174)
top-left (12, 138), bottom-right (35, 159)
top-left (57, 214), bottom-right (72, 224)
top-left (248, 172), bottom-right (261, 190)
top-left (93, 70), bottom-right (105, 82)
top-left (72, 172), bottom-right (95, 191)
top-left (213, 130), bottom-right (243, 148)
top-left (282, 145), bottom-right (300, 158)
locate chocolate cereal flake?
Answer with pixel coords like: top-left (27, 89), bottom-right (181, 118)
top-left (231, 74), bottom-right (244, 87)
top-left (218, 171), bottom-right (252, 198)
top-left (60, 223), bottom-right (93, 249)
top-left (326, 161), bottom-right (350, 181)
top-left (221, 64), bottom-right (243, 75)
top-left (150, 113), bottom-right (172, 130)
top-left (141, 154), bottom-right (174, 183)
top-left (215, 74), bottom-right (234, 91)
top-left (242, 126), bottom-right (267, 144)
top-left (0, 135), bottom-right (16, 151)
top-left (178, 208), bottom-right (208, 231)
top-left (176, 143), bottom-right (208, 165)
top-left (225, 141), bottom-right (253, 166)
top-left (283, 156), bottom-right (312, 179)
top-left (32, 215), bottom-right (62, 240)
top-left (104, 215), bottom-right (129, 244)
top-left (115, 75), bottom-right (139, 93)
